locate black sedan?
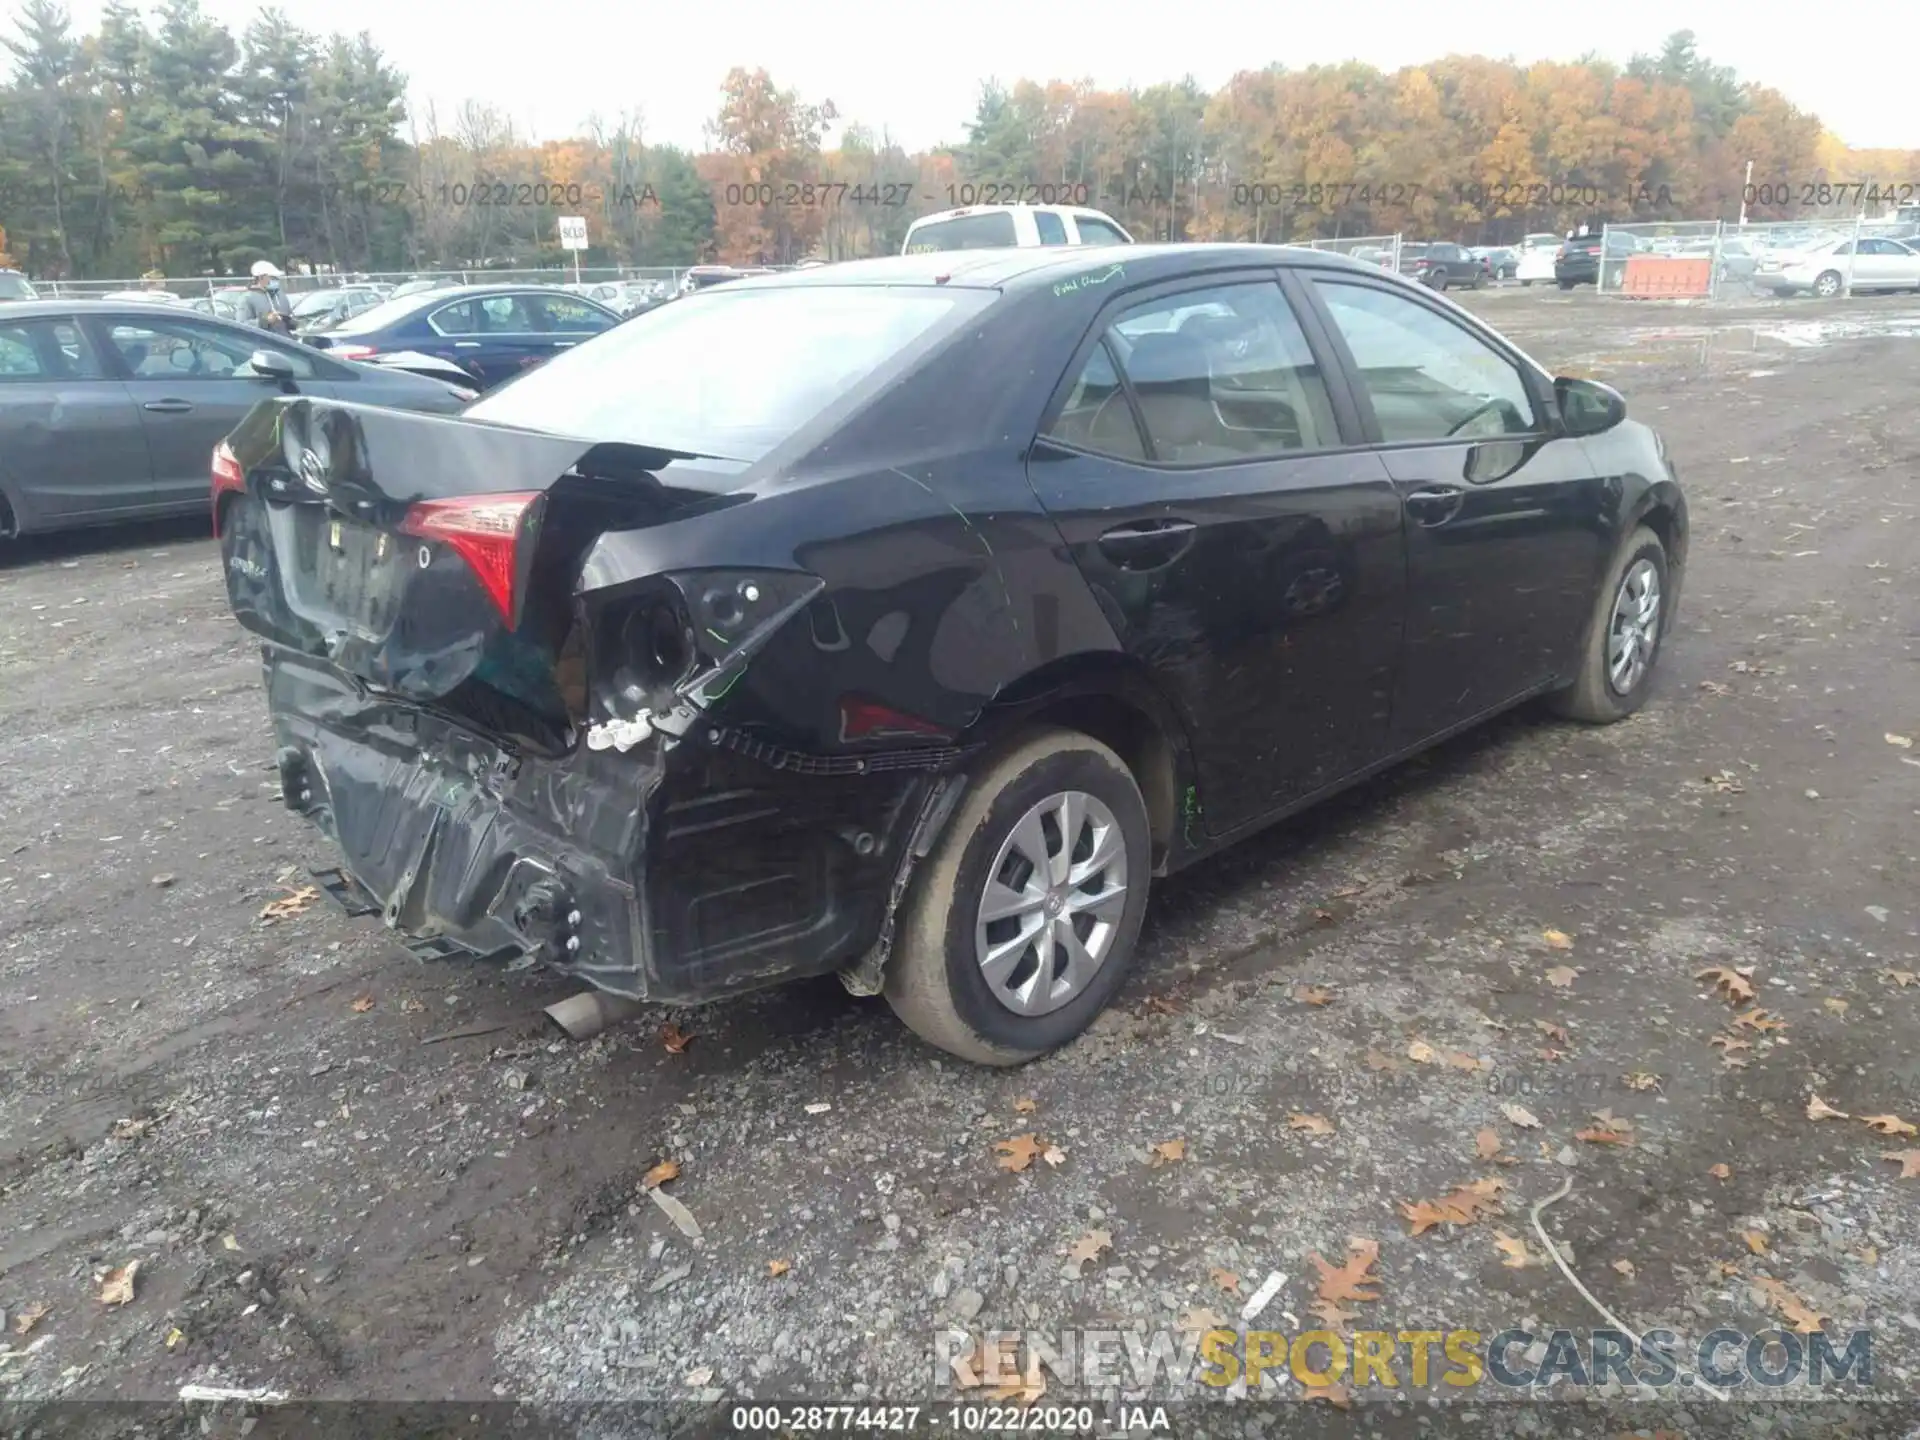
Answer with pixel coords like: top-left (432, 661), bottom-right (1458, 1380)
top-left (0, 300), bottom-right (474, 541)
top-left (216, 244), bottom-right (1688, 1065)
top-left (1555, 231), bottom-right (1643, 288)
top-left (1398, 242), bottom-right (1485, 291)
top-left (300, 283), bottom-right (621, 390)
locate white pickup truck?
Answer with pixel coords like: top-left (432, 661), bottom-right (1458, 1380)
top-left (1514, 233), bottom-right (1563, 285)
top-left (903, 204), bottom-right (1134, 254)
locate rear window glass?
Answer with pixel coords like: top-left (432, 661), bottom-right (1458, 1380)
top-left (904, 212), bottom-right (1018, 253)
top-left (465, 284), bottom-right (994, 463)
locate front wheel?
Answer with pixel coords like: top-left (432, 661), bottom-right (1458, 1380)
top-left (1813, 270), bottom-right (1844, 299)
top-left (884, 729), bottom-right (1152, 1065)
top-left (1549, 526), bottom-right (1670, 724)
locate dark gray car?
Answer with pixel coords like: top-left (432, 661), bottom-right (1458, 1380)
top-left (0, 300), bottom-right (476, 540)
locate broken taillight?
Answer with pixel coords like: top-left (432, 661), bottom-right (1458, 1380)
top-left (838, 698), bottom-right (952, 744)
top-left (211, 440), bottom-right (245, 535)
top-left (399, 492), bottom-right (542, 629)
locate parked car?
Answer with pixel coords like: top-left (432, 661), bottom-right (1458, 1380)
top-left (677, 265), bottom-right (777, 296)
top-left (1398, 242), bottom-right (1484, 291)
top-left (289, 285), bottom-right (386, 332)
top-left (1554, 231), bottom-right (1643, 288)
top-left (1473, 247), bottom-right (1519, 281)
top-left (99, 289), bottom-right (182, 304)
top-left (298, 284), bottom-right (621, 390)
top-left (213, 243), bottom-right (1687, 1065)
top-left (388, 276), bottom-right (462, 300)
top-left (567, 280), bottom-right (639, 315)
top-left (1514, 234), bottom-right (1562, 286)
top-left (902, 204), bottom-right (1134, 254)
top-left (189, 287), bottom-right (253, 322)
top-left (1752, 236), bottom-right (1920, 298)
top-left (0, 270), bottom-right (39, 302)
top-left (0, 300), bottom-right (473, 541)
top-left (1712, 238), bottom-right (1760, 287)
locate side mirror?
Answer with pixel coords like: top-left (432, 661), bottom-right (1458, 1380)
top-left (1555, 376), bottom-right (1627, 437)
top-left (249, 348), bottom-right (297, 385)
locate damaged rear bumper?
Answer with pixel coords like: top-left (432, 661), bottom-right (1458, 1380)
top-left (265, 650), bottom-right (949, 1006)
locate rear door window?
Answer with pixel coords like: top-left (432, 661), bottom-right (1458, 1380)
top-left (531, 294), bottom-right (615, 333)
top-left (105, 316), bottom-right (317, 379)
top-left (904, 211), bottom-right (1019, 253)
top-left (1034, 211), bottom-right (1069, 245)
top-left (1073, 217), bottom-right (1130, 245)
top-left (0, 319), bottom-right (104, 379)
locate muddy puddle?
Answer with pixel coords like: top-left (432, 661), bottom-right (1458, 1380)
top-left (1556, 305), bottom-right (1920, 381)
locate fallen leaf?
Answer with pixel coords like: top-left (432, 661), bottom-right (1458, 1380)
top-left (684, 1366), bottom-right (714, 1387)
top-left (1364, 1049), bottom-right (1400, 1072)
top-left (1710, 1033), bottom-right (1751, 1052)
top-left (98, 1261), bottom-right (139, 1306)
top-left (1295, 984), bottom-right (1336, 1006)
top-left (641, 1158), bottom-right (681, 1189)
top-left (1860, 1114), bottom-right (1918, 1138)
top-left (1501, 1103), bottom-right (1541, 1130)
top-left (660, 1023), bottom-right (694, 1054)
top-left (1882, 969), bottom-right (1917, 989)
top-left (1709, 1163), bottom-right (1731, 1181)
top-left (1067, 1230), bottom-right (1112, 1269)
top-left (1699, 679), bottom-right (1731, 695)
top-left (1444, 1051), bottom-right (1485, 1072)
top-left (1492, 1231), bottom-right (1533, 1269)
top-left (766, 1259), bottom-right (790, 1278)
top-left (1149, 1138), bottom-right (1187, 1167)
top-left (11, 1303), bottom-right (48, 1335)
top-left (1536, 1047), bottom-right (1565, 1062)
top-left (1887, 733), bottom-right (1914, 749)
top-left (164, 1326), bottom-right (185, 1349)
top-left (1734, 1008), bottom-right (1788, 1033)
top-left (1310, 1237), bottom-right (1382, 1304)
top-left (1475, 1128), bottom-right (1502, 1160)
top-left (110, 1116), bottom-right (154, 1141)
top-left (1407, 1039), bottom-right (1436, 1064)
top-left (258, 885), bottom-right (319, 921)
top-left (1743, 1230), bottom-right (1770, 1255)
top-left (1287, 1113), bottom-right (1335, 1136)
top-left (1697, 966), bottom-right (1756, 1005)
top-left (1612, 1259), bottom-right (1635, 1277)
top-left (1753, 1275), bottom-right (1828, 1334)
top-left (1856, 1245), bottom-right (1879, 1265)
top-left (1881, 1150), bottom-right (1920, 1179)
top-left (349, 994), bottom-right (374, 1013)
top-left (1545, 966), bottom-right (1579, 990)
top-left (1176, 1306), bottom-right (1226, 1334)
top-left (1303, 1383), bottom-right (1351, 1410)
top-left (1542, 929), bottom-right (1574, 950)
top-left (1400, 1178), bottom-right (1506, 1235)
top-left (1622, 1072), bottom-right (1662, 1092)
top-left (1013, 1097), bottom-right (1038, 1114)
top-left (1309, 1296), bottom-right (1358, 1330)
top-left (1703, 770), bottom-right (1746, 794)
top-left (1806, 1095), bottom-right (1850, 1122)
top-left (400, 997), bottom-right (426, 1014)
top-left (1713, 1259), bottom-right (1742, 1279)
top-left (1534, 1020), bottom-right (1570, 1043)
top-left (1209, 1267), bottom-right (1242, 1296)
top-left (1575, 1110), bottom-right (1635, 1146)
top-left (1041, 1143), bottom-right (1066, 1167)
top-left (995, 1134), bottom-right (1045, 1173)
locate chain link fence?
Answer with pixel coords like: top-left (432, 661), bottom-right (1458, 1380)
top-left (1303, 234), bottom-right (1402, 273)
top-left (1593, 216), bottom-right (1910, 300)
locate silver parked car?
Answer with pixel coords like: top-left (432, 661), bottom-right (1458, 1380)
top-left (0, 300), bottom-right (475, 541)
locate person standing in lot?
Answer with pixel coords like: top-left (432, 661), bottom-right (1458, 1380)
top-left (242, 260), bottom-right (294, 334)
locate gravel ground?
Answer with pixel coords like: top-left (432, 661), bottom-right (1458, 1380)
top-left (1, 287), bottom-right (1917, 1436)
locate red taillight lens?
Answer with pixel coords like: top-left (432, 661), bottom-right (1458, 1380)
top-left (837, 697), bottom-right (952, 744)
top-left (330, 343), bottom-right (378, 360)
top-left (399, 492), bottom-right (541, 629)
top-left (211, 440), bottom-right (244, 536)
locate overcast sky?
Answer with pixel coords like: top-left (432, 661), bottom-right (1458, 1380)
top-left (41, 0), bottom-right (1920, 154)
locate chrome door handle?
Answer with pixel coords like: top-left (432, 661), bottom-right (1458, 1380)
top-left (141, 399), bottom-right (193, 414)
top-left (454, 341), bottom-right (481, 349)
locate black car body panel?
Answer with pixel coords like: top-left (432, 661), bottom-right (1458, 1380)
top-left (219, 245), bottom-right (1688, 1007)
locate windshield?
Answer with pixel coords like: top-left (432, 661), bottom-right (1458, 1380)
top-left (465, 283), bottom-right (994, 463)
top-left (291, 291), bottom-right (342, 317)
top-left (0, 273), bottom-right (37, 300)
top-left (904, 211), bottom-right (1018, 253)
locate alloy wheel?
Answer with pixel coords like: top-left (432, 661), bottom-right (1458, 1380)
top-left (1606, 558), bottom-right (1662, 695)
top-left (974, 790), bottom-right (1129, 1017)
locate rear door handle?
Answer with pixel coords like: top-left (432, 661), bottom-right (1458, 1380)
top-left (454, 341), bottom-right (482, 349)
top-left (1404, 486), bottom-right (1465, 526)
top-left (1096, 519), bottom-right (1197, 570)
top-left (141, 399), bottom-right (193, 414)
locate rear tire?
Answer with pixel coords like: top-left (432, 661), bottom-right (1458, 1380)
top-left (1814, 270), bottom-right (1844, 299)
top-left (884, 729), bottom-right (1151, 1066)
top-left (1549, 526), bottom-right (1670, 724)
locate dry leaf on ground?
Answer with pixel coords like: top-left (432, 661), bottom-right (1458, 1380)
top-left (1806, 1095), bottom-right (1850, 1122)
top-left (1303, 1383), bottom-right (1352, 1410)
top-left (1295, 984), bottom-right (1336, 1006)
top-left (1310, 1237), bottom-right (1381, 1305)
top-left (1444, 1051), bottom-right (1485, 1072)
top-left (1742, 1230), bottom-right (1770, 1255)
top-left (110, 1116), bottom-right (154, 1141)
top-left (1492, 1231), bottom-right (1534, 1268)
top-left (259, 885), bottom-right (319, 921)
top-left (766, 1259), bottom-right (790, 1278)
top-left (1735, 1008), bottom-right (1788, 1033)
top-left (1545, 966), bottom-right (1579, 989)
top-left (98, 1261), bottom-right (139, 1306)
top-left (1860, 1114), bottom-right (1919, 1138)
top-left (1475, 1128), bottom-right (1503, 1161)
top-left (1400, 1178), bottom-right (1506, 1235)
top-left (1176, 1307), bottom-right (1227, 1334)
top-left (1040, 1142), bottom-right (1066, 1167)
top-left (1697, 966), bottom-right (1756, 1005)
top-left (400, 997), bottom-right (425, 1014)
top-left (1823, 998), bottom-right (1850, 1017)
top-left (1501, 1103), bottom-right (1541, 1130)
top-left (1407, 1039), bottom-right (1436, 1064)
top-left (1013, 1097), bottom-right (1038, 1114)
top-left (1149, 1138), bottom-right (1187, 1167)
top-left (1575, 1110), bottom-right (1635, 1145)
top-left (349, 995), bottom-right (374, 1013)
top-left (1288, 1113), bottom-right (1335, 1136)
top-left (995, 1134), bottom-right (1046, 1172)
top-left (1209, 1267), bottom-right (1242, 1296)
top-left (11, 1302), bottom-right (48, 1335)
top-left (1543, 929), bottom-right (1574, 950)
top-left (1882, 969), bottom-right (1917, 989)
top-left (1753, 1276), bottom-right (1828, 1334)
top-left (1613, 1259), bottom-right (1635, 1277)
top-left (1709, 1163), bottom-right (1731, 1180)
top-left (1067, 1230), bottom-right (1112, 1270)
top-left (660, 1023), bottom-right (694, 1054)
top-left (1881, 1150), bottom-right (1920, 1179)
top-left (641, 1158), bottom-right (680, 1190)
top-left (1365, 1049), bottom-right (1400, 1072)
top-left (1534, 1020), bottom-right (1571, 1043)
top-left (1623, 1072), bottom-right (1662, 1092)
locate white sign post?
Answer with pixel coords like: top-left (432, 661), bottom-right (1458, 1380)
top-left (558, 215), bottom-right (588, 285)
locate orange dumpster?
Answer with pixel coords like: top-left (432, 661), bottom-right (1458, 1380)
top-left (1620, 256), bottom-right (1713, 298)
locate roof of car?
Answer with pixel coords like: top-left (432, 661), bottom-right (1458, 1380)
top-left (720, 243), bottom-right (1377, 292)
